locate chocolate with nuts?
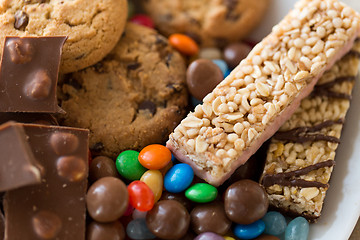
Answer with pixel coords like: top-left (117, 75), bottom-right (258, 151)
top-left (0, 36), bottom-right (66, 113)
top-left (4, 124), bottom-right (89, 240)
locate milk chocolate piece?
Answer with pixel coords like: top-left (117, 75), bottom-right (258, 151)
top-left (0, 113), bottom-right (58, 125)
top-left (4, 124), bottom-right (89, 240)
top-left (0, 36), bottom-right (66, 113)
top-left (0, 121), bottom-right (41, 192)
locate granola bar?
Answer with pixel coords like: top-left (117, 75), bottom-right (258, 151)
top-left (260, 39), bottom-right (360, 221)
top-left (167, 0), bottom-right (360, 186)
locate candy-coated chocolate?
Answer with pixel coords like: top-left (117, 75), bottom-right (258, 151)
top-left (186, 59), bottom-right (223, 100)
top-left (169, 34), bottom-right (199, 56)
top-left (194, 232), bottom-right (225, 240)
top-left (128, 180), bottom-right (155, 212)
top-left (223, 42), bottom-right (252, 69)
top-left (130, 14), bottom-right (154, 28)
top-left (233, 220), bottom-right (266, 240)
top-left (185, 183), bottom-right (218, 203)
top-left (146, 200), bottom-right (190, 239)
top-left (132, 209), bottom-right (147, 219)
top-left (254, 234), bottom-right (280, 240)
top-left (212, 59), bottom-right (229, 76)
top-left (223, 236), bottom-right (235, 240)
top-left (285, 217), bottom-right (309, 240)
top-left (86, 177), bottom-right (128, 222)
top-left (140, 170), bottom-right (163, 202)
top-left (190, 202), bottom-right (231, 235)
top-left (224, 180), bottom-right (268, 224)
top-left (86, 221), bottom-right (125, 240)
top-left (164, 163), bottom-right (194, 193)
top-left (138, 144), bottom-right (172, 170)
top-left (89, 156), bottom-right (119, 183)
top-left (262, 211), bottom-right (286, 236)
top-left (126, 218), bottom-right (156, 239)
top-left (116, 150), bottom-right (147, 181)
top-left (160, 191), bottom-right (194, 212)
top-left (199, 48), bottom-right (222, 60)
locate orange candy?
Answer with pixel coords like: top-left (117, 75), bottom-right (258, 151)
top-left (169, 34), bottom-right (199, 56)
top-left (138, 144), bottom-right (172, 170)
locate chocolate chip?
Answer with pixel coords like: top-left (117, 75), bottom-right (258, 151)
top-left (24, 70), bottom-right (52, 100)
top-left (56, 156), bottom-right (87, 182)
top-left (14, 10), bottom-right (29, 31)
top-left (50, 132), bottom-right (79, 155)
top-left (93, 62), bottom-right (105, 73)
top-left (63, 78), bottom-right (83, 90)
top-left (92, 142), bottom-right (104, 152)
top-left (138, 100), bottom-right (157, 115)
top-left (32, 211), bottom-right (62, 239)
top-left (155, 35), bottom-right (168, 46)
top-left (127, 62), bottom-right (141, 70)
top-left (6, 38), bottom-right (34, 64)
top-left (166, 83), bottom-right (183, 93)
top-left (165, 53), bottom-right (173, 67)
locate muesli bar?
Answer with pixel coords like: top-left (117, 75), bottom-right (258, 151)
top-left (260, 39), bottom-right (360, 221)
top-left (167, 0), bottom-right (360, 186)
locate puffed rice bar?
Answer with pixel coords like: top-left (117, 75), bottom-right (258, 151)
top-left (167, 0), bottom-right (360, 186)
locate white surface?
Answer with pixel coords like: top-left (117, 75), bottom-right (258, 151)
top-left (248, 1), bottom-right (360, 240)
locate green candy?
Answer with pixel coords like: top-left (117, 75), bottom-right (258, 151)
top-left (185, 183), bottom-right (218, 203)
top-left (116, 150), bottom-right (147, 180)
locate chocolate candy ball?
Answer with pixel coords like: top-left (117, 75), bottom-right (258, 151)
top-left (190, 201), bottom-right (231, 235)
top-left (186, 59), bottom-right (223, 100)
top-left (86, 177), bottom-right (128, 222)
top-left (224, 179), bottom-right (269, 225)
top-left (89, 156), bottom-right (119, 183)
top-left (223, 42), bottom-right (252, 69)
top-left (146, 200), bottom-right (190, 239)
top-left (160, 191), bottom-right (194, 212)
top-left (86, 221), bottom-right (125, 240)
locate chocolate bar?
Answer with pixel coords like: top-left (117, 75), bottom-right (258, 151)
top-left (4, 124), bottom-right (89, 240)
top-left (0, 113), bottom-right (58, 125)
top-left (260, 39), bottom-right (360, 221)
top-left (0, 36), bottom-right (66, 113)
top-left (0, 121), bottom-right (42, 192)
top-left (167, 0), bottom-right (360, 186)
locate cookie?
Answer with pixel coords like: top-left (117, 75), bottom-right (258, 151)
top-left (58, 23), bottom-right (188, 158)
top-left (0, 0), bottom-right (127, 73)
top-left (140, 0), bottom-right (270, 47)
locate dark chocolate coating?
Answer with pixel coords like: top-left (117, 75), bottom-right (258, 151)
top-left (160, 191), bottom-right (194, 212)
top-left (89, 156), bottom-right (119, 183)
top-left (86, 177), bottom-right (128, 222)
top-left (224, 179), bottom-right (269, 225)
top-left (223, 42), bottom-right (252, 69)
top-left (186, 59), bottom-right (223, 100)
top-left (190, 201), bottom-right (231, 235)
top-left (86, 221), bottom-right (125, 240)
top-left (146, 200), bottom-right (190, 240)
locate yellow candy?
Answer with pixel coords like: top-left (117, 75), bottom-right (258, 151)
top-left (223, 236), bottom-right (235, 240)
top-left (140, 170), bottom-right (163, 202)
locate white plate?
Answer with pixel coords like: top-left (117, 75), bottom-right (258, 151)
top-left (248, 1), bottom-right (360, 239)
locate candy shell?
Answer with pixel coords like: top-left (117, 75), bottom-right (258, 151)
top-left (194, 232), bottom-right (225, 240)
top-left (233, 220), bottom-right (266, 240)
top-left (164, 163), bottom-right (194, 193)
top-left (138, 144), bottom-right (172, 170)
top-left (185, 183), bottom-right (218, 203)
top-left (262, 211), bottom-right (287, 236)
top-left (212, 59), bottom-right (229, 76)
top-left (140, 170), bottom-right (163, 202)
top-left (116, 150), bottom-right (146, 181)
top-left (126, 218), bottom-right (156, 240)
top-left (128, 181), bottom-right (154, 212)
top-left (199, 47), bottom-right (222, 60)
top-left (284, 217), bottom-right (309, 240)
top-left (129, 14), bottom-right (154, 28)
top-left (169, 34), bottom-right (199, 56)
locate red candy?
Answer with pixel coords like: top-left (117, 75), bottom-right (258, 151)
top-left (128, 181), bottom-right (155, 212)
top-left (130, 14), bottom-right (154, 28)
top-left (138, 144), bottom-right (172, 170)
top-left (169, 34), bottom-right (199, 56)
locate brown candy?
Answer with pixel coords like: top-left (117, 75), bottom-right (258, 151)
top-left (190, 201), bottom-right (231, 235)
top-left (223, 42), bottom-right (252, 69)
top-left (146, 200), bottom-right (190, 240)
top-left (224, 179), bottom-right (269, 225)
top-left (86, 177), bottom-right (128, 223)
top-left (86, 221), bottom-right (125, 240)
top-left (186, 59), bottom-right (223, 100)
top-left (89, 156), bottom-right (119, 183)
top-left (160, 191), bottom-right (193, 212)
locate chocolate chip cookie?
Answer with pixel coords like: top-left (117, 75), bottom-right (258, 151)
top-left (0, 0), bottom-right (127, 73)
top-left (58, 23), bottom-right (188, 158)
top-left (140, 0), bottom-right (269, 47)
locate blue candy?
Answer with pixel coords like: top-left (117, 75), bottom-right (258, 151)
top-left (212, 59), bottom-right (229, 77)
top-left (263, 211), bottom-right (287, 236)
top-left (194, 232), bottom-right (225, 240)
top-left (126, 218), bottom-right (156, 239)
top-left (233, 220), bottom-right (265, 240)
top-left (164, 163), bottom-right (194, 193)
top-left (285, 217), bottom-right (309, 240)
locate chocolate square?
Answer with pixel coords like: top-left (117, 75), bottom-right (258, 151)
top-left (4, 124), bottom-right (89, 240)
top-left (0, 36), bottom-right (66, 113)
top-left (0, 121), bottom-right (42, 192)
